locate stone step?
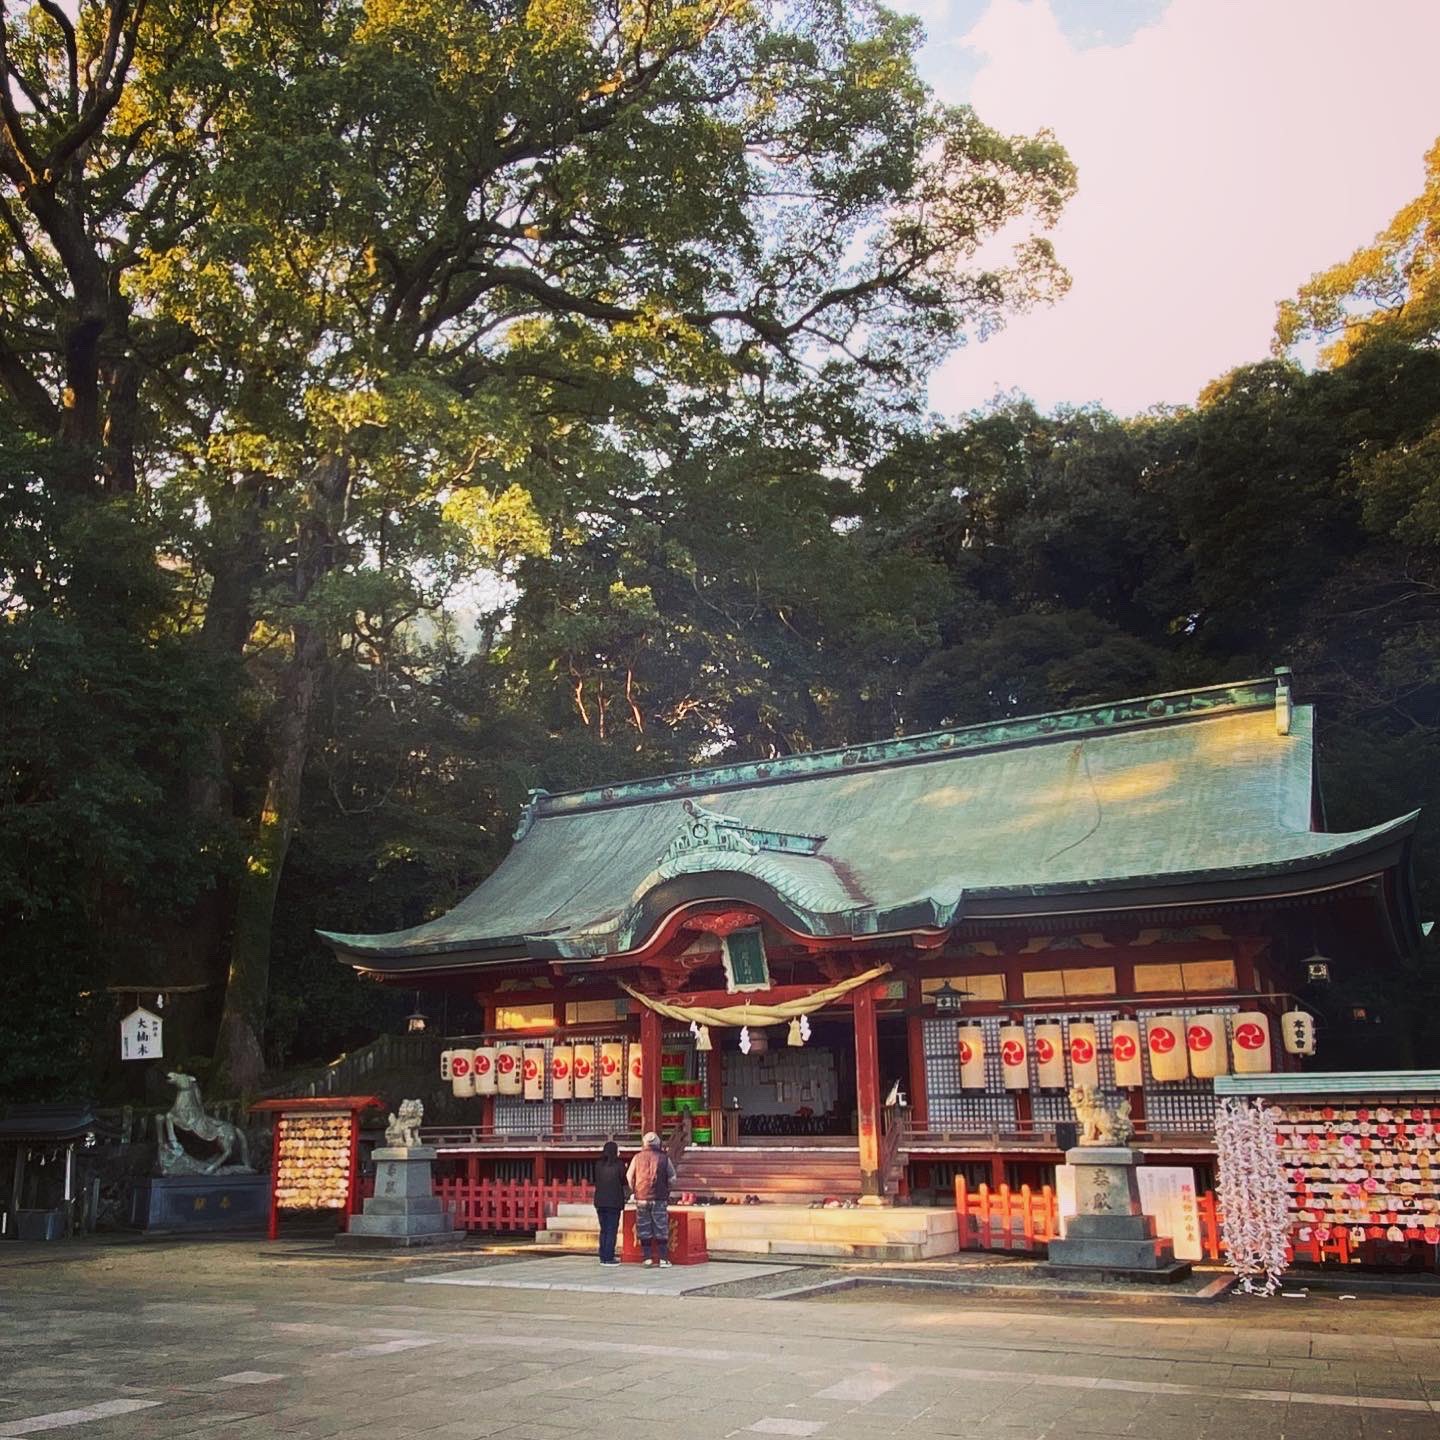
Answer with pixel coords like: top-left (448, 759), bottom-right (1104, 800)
top-left (537, 1204), bottom-right (958, 1260)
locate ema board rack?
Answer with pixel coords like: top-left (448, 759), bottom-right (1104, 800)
top-left (250, 1095), bottom-right (382, 1239)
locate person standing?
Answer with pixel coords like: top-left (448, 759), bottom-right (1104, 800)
top-left (626, 1130), bottom-right (676, 1266)
top-left (592, 1139), bottom-right (626, 1266)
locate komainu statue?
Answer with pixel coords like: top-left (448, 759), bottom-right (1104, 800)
top-left (385, 1098), bottom-right (424, 1148)
top-left (1068, 1084), bottom-right (1134, 1148)
top-left (159, 1072), bottom-right (252, 1174)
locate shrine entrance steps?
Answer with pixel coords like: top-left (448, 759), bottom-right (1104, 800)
top-left (536, 1202), bottom-right (959, 1261)
top-left (671, 1143), bottom-right (865, 1206)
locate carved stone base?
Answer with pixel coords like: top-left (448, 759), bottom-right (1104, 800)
top-left (1048, 1146), bottom-right (1188, 1278)
top-left (336, 1146), bottom-right (463, 1249)
top-left (129, 1174), bottom-right (270, 1232)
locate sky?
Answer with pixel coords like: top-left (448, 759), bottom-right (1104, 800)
top-left (902, 0), bottom-right (1440, 418)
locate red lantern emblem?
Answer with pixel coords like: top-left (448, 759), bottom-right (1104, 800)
top-left (1186, 1024), bottom-right (1213, 1052)
top-left (1034, 1036), bottom-right (1055, 1064)
top-left (1001, 1039), bottom-right (1026, 1068)
top-left (631, 1057), bottom-right (643, 1078)
top-left (574, 1055), bottom-right (592, 1079)
top-left (452, 1055), bottom-right (472, 1077)
top-left (959, 1040), bottom-right (974, 1066)
top-left (551, 1057), bottom-right (569, 1080)
top-left (1113, 1034), bottom-right (1137, 1062)
top-left (522, 1057), bottom-right (538, 1080)
top-left (600, 1054), bottom-right (617, 1076)
top-left (1148, 1025), bottom-right (1177, 1055)
top-left (475, 1053), bottom-right (491, 1074)
top-left (1070, 1036), bottom-right (1095, 1064)
top-left (1234, 1022), bottom-right (1266, 1050)
top-left (497, 1052), bottom-right (516, 1073)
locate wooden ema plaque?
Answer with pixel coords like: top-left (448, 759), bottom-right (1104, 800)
top-left (1277, 1100), bottom-right (1440, 1250)
top-left (622, 1208), bottom-right (708, 1264)
top-left (251, 1095), bottom-right (381, 1239)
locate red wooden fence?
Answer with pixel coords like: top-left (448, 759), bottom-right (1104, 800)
top-left (953, 1178), bottom-right (1355, 1266)
top-left (434, 1177), bottom-right (592, 1233)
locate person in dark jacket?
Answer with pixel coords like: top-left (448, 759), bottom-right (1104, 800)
top-left (593, 1139), bottom-right (627, 1265)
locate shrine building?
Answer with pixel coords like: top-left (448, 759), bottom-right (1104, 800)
top-left (321, 670), bottom-right (1420, 1212)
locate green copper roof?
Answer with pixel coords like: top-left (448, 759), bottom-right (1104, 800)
top-left (321, 674), bottom-right (1419, 972)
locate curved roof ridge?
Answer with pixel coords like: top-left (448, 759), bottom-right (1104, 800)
top-left (528, 674), bottom-right (1287, 820)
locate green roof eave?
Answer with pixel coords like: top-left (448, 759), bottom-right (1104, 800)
top-left (1216, 1070), bottom-right (1440, 1098)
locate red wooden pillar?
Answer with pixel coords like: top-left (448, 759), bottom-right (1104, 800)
top-left (640, 1006), bottom-right (662, 1137)
top-left (854, 984), bottom-right (882, 1198)
top-left (905, 973), bottom-right (929, 1131)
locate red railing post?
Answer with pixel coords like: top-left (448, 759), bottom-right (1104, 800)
top-left (977, 1183), bottom-right (991, 1250)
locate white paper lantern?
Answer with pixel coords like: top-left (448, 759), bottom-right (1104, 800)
top-left (522, 1046), bottom-right (545, 1100)
top-left (572, 1043), bottom-right (596, 1099)
top-left (496, 1043), bottom-right (523, 1095)
top-left (1111, 1019), bottom-right (1143, 1087)
top-left (550, 1044), bottom-right (574, 1100)
top-left (474, 1046), bottom-right (498, 1096)
top-left (1145, 1015), bottom-right (1188, 1082)
top-left (450, 1047), bottom-right (477, 1098)
top-left (1067, 1021), bottom-right (1100, 1089)
top-left (999, 1024), bottom-right (1029, 1090)
top-left (957, 1026), bottom-right (987, 1090)
top-left (1231, 1011), bottom-right (1274, 1073)
top-left (1281, 1010), bottom-right (1316, 1056)
top-left (1186, 1013), bottom-right (1229, 1079)
top-left (600, 1041), bottom-right (624, 1097)
top-left (1033, 1023), bottom-right (1066, 1089)
top-left (627, 1044), bottom-right (644, 1099)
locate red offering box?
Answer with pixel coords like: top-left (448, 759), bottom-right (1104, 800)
top-left (622, 1208), bottom-right (708, 1264)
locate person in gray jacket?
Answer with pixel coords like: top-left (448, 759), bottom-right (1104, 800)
top-left (625, 1131), bottom-right (676, 1266)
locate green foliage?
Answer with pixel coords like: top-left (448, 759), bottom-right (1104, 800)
top-left (0, 428), bottom-right (229, 1100)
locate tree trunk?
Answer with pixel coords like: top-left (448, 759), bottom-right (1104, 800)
top-left (213, 618), bottom-right (326, 1093)
top-left (213, 455), bottom-right (347, 1094)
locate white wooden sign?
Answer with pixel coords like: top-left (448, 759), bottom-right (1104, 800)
top-left (1056, 1163), bottom-right (1202, 1261)
top-left (120, 1007), bottom-right (163, 1061)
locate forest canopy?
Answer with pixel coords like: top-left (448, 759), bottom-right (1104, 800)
top-left (1, 1), bottom-right (1437, 1099)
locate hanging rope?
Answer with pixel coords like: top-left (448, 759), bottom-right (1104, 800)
top-left (619, 963), bottom-right (892, 1028)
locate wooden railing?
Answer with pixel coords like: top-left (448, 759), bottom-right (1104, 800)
top-left (880, 1101), bottom-right (911, 1196)
top-left (433, 1176), bottom-right (593, 1232)
top-left (914, 1122), bottom-right (1210, 1148)
top-left (953, 1178), bottom-right (1366, 1268)
top-left (259, 1032), bottom-right (441, 1101)
top-left (422, 1125), bottom-right (641, 1149)
top-left (665, 1110), bottom-right (692, 1168)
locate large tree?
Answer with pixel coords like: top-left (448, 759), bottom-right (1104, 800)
top-left (117, 0), bottom-right (1074, 1087)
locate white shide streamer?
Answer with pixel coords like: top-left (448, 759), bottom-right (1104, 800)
top-left (1215, 1097), bottom-right (1290, 1295)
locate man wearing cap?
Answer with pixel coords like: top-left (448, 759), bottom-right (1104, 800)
top-left (626, 1131), bottom-right (677, 1267)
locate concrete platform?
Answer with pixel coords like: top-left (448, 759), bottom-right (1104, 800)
top-left (536, 1203), bottom-right (959, 1260)
top-left (407, 1255), bottom-right (795, 1295)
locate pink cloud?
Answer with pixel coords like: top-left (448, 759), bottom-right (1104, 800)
top-left (922, 0), bottom-right (1440, 416)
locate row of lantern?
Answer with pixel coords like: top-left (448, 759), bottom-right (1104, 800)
top-left (440, 1043), bottom-right (644, 1100)
top-left (956, 1010), bottom-right (1313, 1090)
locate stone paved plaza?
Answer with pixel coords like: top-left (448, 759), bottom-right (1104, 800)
top-left (3, 1239), bottom-right (1440, 1440)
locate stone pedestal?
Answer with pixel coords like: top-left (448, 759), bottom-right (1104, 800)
top-left (1046, 1147), bottom-right (1191, 1281)
top-left (129, 1173), bottom-right (269, 1233)
top-left (334, 1147), bottom-right (463, 1249)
